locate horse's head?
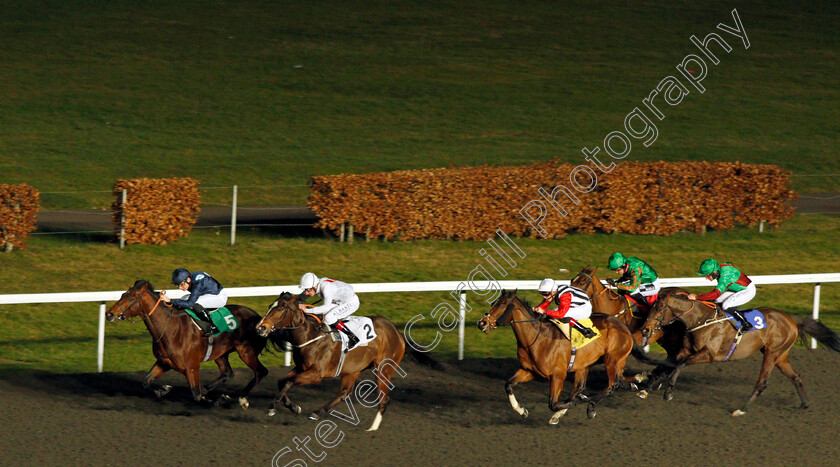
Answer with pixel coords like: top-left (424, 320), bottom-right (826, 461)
top-left (256, 291), bottom-right (302, 337)
top-left (106, 280), bottom-right (156, 322)
top-left (570, 265), bottom-right (600, 296)
top-left (639, 294), bottom-right (681, 346)
top-left (478, 289), bottom-right (520, 333)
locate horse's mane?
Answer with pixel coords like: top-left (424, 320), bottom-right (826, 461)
top-left (492, 290), bottom-right (538, 319)
top-left (132, 279), bottom-right (159, 297)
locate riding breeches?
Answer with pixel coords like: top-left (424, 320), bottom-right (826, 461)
top-left (196, 290), bottom-right (228, 310)
top-left (320, 294), bottom-right (361, 325)
top-left (717, 282), bottom-right (756, 310)
top-left (563, 301), bottom-right (592, 321)
top-left (637, 279), bottom-right (661, 297)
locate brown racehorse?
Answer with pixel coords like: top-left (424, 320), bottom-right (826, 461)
top-left (256, 292), bottom-right (416, 432)
top-left (106, 280), bottom-right (278, 408)
top-left (639, 293), bottom-right (840, 415)
top-left (477, 290), bottom-right (636, 422)
top-left (570, 266), bottom-right (688, 384)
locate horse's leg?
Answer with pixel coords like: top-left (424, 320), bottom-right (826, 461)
top-left (143, 360), bottom-right (172, 398)
top-left (234, 344), bottom-right (270, 410)
top-left (774, 351), bottom-right (808, 409)
top-left (205, 354), bottom-right (234, 392)
top-left (366, 356), bottom-right (403, 432)
top-left (732, 348), bottom-right (778, 416)
top-left (548, 371), bottom-right (570, 425)
top-left (585, 352), bottom-right (625, 419)
top-left (185, 367), bottom-right (205, 402)
top-left (267, 367), bottom-right (323, 417)
top-left (663, 349), bottom-right (714, 401)
top-left (309, 372), bottom-right (361, 421)
top-left (505, 368), bottom-right (534, 419)
top-left (570, 367), bottom-right (590, 402)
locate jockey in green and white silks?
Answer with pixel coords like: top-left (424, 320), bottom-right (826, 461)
top-left (607, 253), bottom-right (661, 304)
top-left (688, 259), bottom-right (756, 333)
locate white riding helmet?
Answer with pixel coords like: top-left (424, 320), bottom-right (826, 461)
top-left (299, 272), bottom-right (319, 291)
top-left (538, 278), bottom-right (556, 293)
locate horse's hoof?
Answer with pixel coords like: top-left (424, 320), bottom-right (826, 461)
top-left (291, 405), bottom-right (302, 415)
top-left (799, 403), bottom-right (809, 410)
top-left (629, 383), bottom-right (639, 391)
top-left (239, 397), bottom-right (249, 410)
top-left (216, 394), bottom-right (232, 407)
top-left (634, 373), bottom-right (649, 383)
top-left (586, 403), bottom-right (597, 420)
top-left (308, 412), bottom-right (320, 421)
top-left (664, 391), bottom-right (673, 402)
top-left (154, 384), bottom-right (173, 398)
top-left (731, 409), bottom-right (746, 417)
top-left (637, 390), bottom-right (649, 399)
top-left (267, 407), bottom-right (277, 417)
top-left (521, 408), bottom-right (529, 419)
top-left (549, 409), bottom-right (567, 425)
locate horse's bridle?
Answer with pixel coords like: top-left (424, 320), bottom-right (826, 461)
top-left (482, 296), bottom-right (542, 348)
top-left (646, 294), bottom-right (716, 335)
top-left (114, 286), bottom-right (174, 344)
top-left (260, 300), bottom-right (306, 333)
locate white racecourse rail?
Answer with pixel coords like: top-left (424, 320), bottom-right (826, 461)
top-left (0, 273), bottom-right (838, 373)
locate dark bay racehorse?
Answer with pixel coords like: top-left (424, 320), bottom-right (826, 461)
top-left (106, 280), bottom-right (279, 408)
top-left (640, 293), bottom-right (840, 415)
top-left (256, 292), bottom-right (418, 432)
top-left (477, 290), bottom-right (636, 422)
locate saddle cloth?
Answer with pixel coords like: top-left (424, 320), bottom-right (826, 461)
top-left (185, 307), bottom-right (239, 337)
top-left (724, 309), bottom-right (766, 332)
top-left (333, 316), bottom-right (377, 352)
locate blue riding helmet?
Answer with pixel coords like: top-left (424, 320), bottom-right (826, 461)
top-left (171, 267), bottom-right (191, 285)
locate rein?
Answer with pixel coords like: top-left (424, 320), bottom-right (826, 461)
top-left (484, 298), bottom-right (543, 349)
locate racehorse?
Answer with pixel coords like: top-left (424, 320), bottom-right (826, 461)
top-left (256, 292), bottom-right (421, 432)
top-left (477, 290), bottom-right (637, 422)
top-left (106, 280), bottom-right (278, 408)
top-left (570, 266), bottom-right (688, 384)
top-left (639, 293), bottom-right (840, 415)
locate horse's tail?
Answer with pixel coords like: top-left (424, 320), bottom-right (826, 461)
top-left (793, 316), bottom-right (840, 352)
top-left (400, 333), bottom-right (446, 371)
top-left (630, 342), bottom-right (677, 367)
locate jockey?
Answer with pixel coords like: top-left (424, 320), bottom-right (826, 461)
top-left (688, 259), bottom-right (756, 334)
top-left (299, 272), bottom-right (361, 351)
top-left (161, 267), bottom-right (227, 336)
top-left (532, 278), bottom-right (597, 340)
top-left (606, 252), bottom-right (661, 306)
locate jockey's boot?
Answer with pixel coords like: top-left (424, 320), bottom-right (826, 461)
top-left (571, 320), bottom-right (597, 339)
top-left (335, 321), bottom-right (360, 352)
top-left (192, 304), bottom-right (217, 337)
top-left (727, 308), bottom-right (752, 335)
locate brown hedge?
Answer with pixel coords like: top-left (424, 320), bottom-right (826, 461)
top-left (309, 161), bottom-right (796, 240)
top-left (112, 178), bottom-right (200, 245)
top-left (0, 184), bottom-right (40, 251)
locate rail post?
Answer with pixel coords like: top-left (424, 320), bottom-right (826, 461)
top-left (812, 283), bottom-right (821, 349)
top-left (230, 185), bottom-right (238, 246)
top-left (458, 292), bottom-right (467, 360)
top-left (98, 301), bottom-right (106, 372)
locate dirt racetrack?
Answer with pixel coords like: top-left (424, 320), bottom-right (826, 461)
top-left (1, 350), bottom-right (838, 467)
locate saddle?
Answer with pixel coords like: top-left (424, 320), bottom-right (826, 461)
top-left (623, 294), bottom-right (657, 317)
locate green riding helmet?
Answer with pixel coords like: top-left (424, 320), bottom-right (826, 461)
top-left (697, 258), bottom-right (720, 275)
top-left (608, 252), bottom-right (627, 270)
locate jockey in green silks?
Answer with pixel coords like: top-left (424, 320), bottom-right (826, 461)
top-left (688, 259), bottom-right (756, 335)
top-left (606, 253), bottom-right (661, 306)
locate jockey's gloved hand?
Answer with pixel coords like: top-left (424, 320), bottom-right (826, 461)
top-left (606, 278), bottom-right (616, 287)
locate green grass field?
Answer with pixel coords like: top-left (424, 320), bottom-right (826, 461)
top-left (1, 214), bottom-right (838, 373)
top-left (1, 0), bottom-right (837, 209)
